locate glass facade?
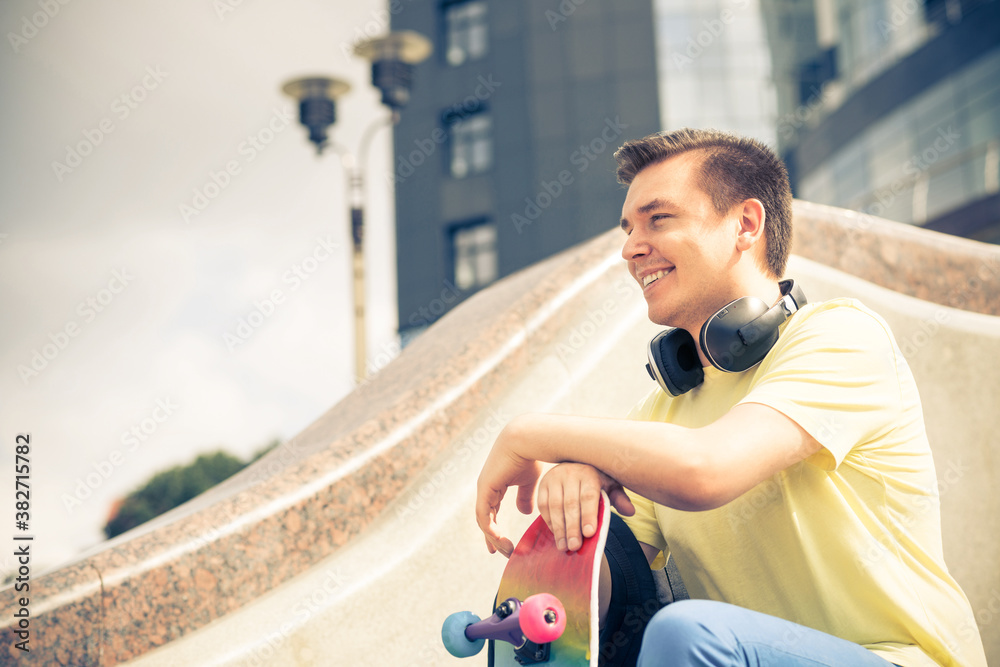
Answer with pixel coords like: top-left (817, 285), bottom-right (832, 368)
top-left (799, 48), bottom-right (1000, 228)
top-left (444, 0), bottom-right (489, 67)
top-left (653, 0), bottom-right (778, 145)
top-left (445, 107), bottom-right (492, 178)
top-left (833, 0), bottom-right (927, 93)
top-left (451, 221), bottom-right (498, 291)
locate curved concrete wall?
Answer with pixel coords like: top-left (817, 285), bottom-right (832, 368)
top-left (2, 205), bottom-right (998, 666)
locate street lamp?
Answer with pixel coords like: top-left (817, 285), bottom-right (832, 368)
top-left (280, 77), bottom-right (351, 155)
top-left (354, 30), bottom-right (434, 112)
top-left (281, 30), bottom-right (432, 385)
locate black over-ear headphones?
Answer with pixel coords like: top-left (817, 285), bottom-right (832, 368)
top-left (645, 279), bottom-right (807, 396)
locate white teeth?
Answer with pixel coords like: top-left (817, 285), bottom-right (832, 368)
top-left (642, 269), bottom-right (670, 287)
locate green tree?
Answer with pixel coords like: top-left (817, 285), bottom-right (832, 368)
top-left (103, 442), bottom-right (277, 539)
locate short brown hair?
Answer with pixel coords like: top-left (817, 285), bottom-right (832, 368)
top-left (614, 128), bottom-right (792, 279)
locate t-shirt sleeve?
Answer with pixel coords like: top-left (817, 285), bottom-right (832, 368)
top-left (620, 488), bottom-right (668, 553)
top-left (739, 301), bottom-right (904, 470)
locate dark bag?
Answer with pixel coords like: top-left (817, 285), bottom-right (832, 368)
top-left (599, 514), bottom-right (687, 667)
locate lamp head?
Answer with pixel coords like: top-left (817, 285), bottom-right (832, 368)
top-left (280, 76), bottom-right (351, 154)
top-left (353, 30), bottom-right (432, 112)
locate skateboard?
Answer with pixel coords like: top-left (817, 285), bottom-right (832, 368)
top-left (442, 491), bottom-right (610, 665)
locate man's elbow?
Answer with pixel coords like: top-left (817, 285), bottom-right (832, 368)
top-left (672, 483), bottom-right (730, 512)
top-left (662, 454), bottom-right (735, 512)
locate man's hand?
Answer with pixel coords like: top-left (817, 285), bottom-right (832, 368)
top-left (537, 463), bottom-right (635, 552)
top-left (475, 421), bottom-right (544, 557)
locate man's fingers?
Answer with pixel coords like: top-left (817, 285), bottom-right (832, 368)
top-left (608, 485), bottom-right (636, 517)
top-left (537, 464), bottom-right (612, 552)
top-left (562, 481), bottom-right (583, 551)
top-left (536, 484), bottom-right (551, 534)
top-left (595, 470), bottom-right (635, 517)
top-left (480, 512), bottom-right (514, 558)
top-left (475, 490), bottom-right (498, 537)
top-left (476, 488), bottom-right (515, 556)
top-left (485, 534), bottom-right (513, 558)
top-left (515, 482), bottom-right (535, 516)
top-left (489, 464), bottom-right (629, 558)
top-left (542, 483), bottom-right (568, 552)
top-left (579, 483), bottom-right (600, 542)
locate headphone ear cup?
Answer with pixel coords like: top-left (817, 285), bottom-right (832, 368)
top-left (647, 329), bottom-right (704, 396)
top-left (700, 279), bottom-right (807, 373)
top-left (700, 297), bottom-right (771, 372)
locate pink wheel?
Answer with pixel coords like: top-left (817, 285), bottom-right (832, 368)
top-left (519, 593), bottom-right (566, 644)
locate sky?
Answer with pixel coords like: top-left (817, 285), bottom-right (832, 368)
top-left (0, 0), bottom-right (405, 574)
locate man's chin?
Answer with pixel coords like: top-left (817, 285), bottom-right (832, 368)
top-left (646, 305), bottom-right (680, 328)
top-left (647, 303), bottom-right (702, 330)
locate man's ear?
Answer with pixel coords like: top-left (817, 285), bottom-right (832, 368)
top-left (735, 198), bottom-right (766, 252)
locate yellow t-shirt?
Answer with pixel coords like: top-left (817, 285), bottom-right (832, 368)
top-left (622, 298), bottom-right (987, 667)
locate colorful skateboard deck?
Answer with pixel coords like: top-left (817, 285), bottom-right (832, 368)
top-left (490, 491), bottom-right (610, 667)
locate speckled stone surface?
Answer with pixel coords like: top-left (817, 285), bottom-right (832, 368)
top-left (2, 201), bottom-right (996, 665)
top-left (792, 200), bottom-right (1000, 316)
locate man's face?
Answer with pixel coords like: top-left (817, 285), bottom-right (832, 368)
top-left (620, 151), bottom-right (743, 330)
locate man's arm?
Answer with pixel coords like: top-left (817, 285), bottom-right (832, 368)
top-left (476, 401), bottom-right (822, 555)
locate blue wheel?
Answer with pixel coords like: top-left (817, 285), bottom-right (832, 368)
top-left (442, 611), bottom-right (485, 658)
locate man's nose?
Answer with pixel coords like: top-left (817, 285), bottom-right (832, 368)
top-left (622, 228), bottom-right (649, 261)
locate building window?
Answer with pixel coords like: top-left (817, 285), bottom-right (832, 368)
top-left (798, 46), bottom-right (838, 106)
top-left (451, 221), bottom-right (497, 291)
top-left (443, 104), bottom-right (492, 178)
top-left (443, 0), bottom-right (488, 66)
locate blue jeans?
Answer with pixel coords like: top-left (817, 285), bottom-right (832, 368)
top-left (638, 600), bottom-right (898, 666)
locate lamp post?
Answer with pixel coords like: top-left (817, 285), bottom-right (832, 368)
top-left (281, 30), bottom-right (431, 385)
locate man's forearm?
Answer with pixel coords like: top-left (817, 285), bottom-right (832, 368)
top-left (477, 405), bottom-right (819, 559)
top-left (500, 412), bottom-right (715, 511)
top-left (499, 405), bottom-right (820, 513)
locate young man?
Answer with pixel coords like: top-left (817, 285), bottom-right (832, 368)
top-left (475, 129), bottom-right (987, 666)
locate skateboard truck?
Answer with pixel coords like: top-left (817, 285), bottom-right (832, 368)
top-left (442, 594), bottom-right (566, 662)
top-left (494, 599), bottom-right (550, 665)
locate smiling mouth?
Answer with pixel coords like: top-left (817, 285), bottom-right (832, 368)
top-left (642, 268), bottom-right (672, 287)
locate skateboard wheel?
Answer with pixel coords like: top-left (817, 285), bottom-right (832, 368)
top-left (442, 611), bottom-right (485, 658)
top-left (520, 593), bottom-right (566, 644)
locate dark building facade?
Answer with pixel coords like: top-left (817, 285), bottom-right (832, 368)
top-left (771, 0), bottom-right (1000, 243)
top-left (389, 0), bottom-right (998, 343)
top-left (390, 0), bottom-right (661, 339)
